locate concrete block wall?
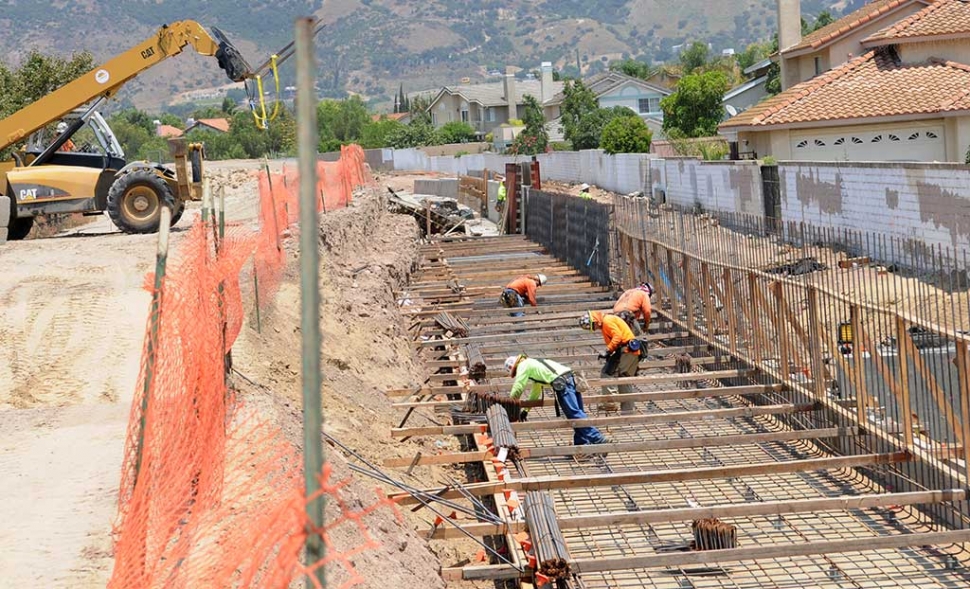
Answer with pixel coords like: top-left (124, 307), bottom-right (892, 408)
top-left (663, 158), bottom-right (763, 216)
top-left (413, 178), bottom-right (459, 198)
top-left (779, 161), bottom-right (970, 254)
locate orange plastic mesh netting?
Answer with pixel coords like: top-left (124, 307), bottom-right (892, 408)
top-left (109, 145), bottom-right (384, 588)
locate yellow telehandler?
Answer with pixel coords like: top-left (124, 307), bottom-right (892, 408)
top-left (0, 20), bottom-right (253, 239)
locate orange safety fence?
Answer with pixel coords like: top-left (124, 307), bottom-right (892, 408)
top-left (109, 145), bottom-right (383, 588)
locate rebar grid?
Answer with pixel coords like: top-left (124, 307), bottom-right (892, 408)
top-left (406, 233), bottom-right (970, 587)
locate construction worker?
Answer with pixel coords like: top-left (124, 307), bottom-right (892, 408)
top-left (56, 122), bottom-right (75, 152)
top-left (580, 310), bottom-right (642, 414)
top-left (500, 273), bottom-right (547, 317)
top-left (505, 354), bottom-right (608, 447)
top-left (579, 183), bottom-right (592, 200)
top-left (495, 175), bottom-right (507, 216)
top-left (613, 281), bottom-right (654, 335)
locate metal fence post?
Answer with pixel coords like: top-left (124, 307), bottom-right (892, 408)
top-left (296, 16), bottom-right (325, 588)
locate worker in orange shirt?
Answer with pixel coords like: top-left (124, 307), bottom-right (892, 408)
top-left (500, 273), bottom-right (547, 317)
top-left (614, 281), bottom-right (654, 335)
top-left (580, 310), bottom-right (642, 414)
top-left (55, 122), bottom-right (75, 152)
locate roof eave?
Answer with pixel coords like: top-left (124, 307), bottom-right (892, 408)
top-left (721, 109), bottom-right (967, 133)
top-left (863, 31), bottom-right (970, 48)
top-left (781, 0), bottom-right (927, 58)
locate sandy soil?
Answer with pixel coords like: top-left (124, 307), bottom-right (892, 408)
top-left (0, 161), bottom-right (474, 589)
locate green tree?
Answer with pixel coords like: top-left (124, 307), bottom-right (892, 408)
top-left (660, 70), bottom-right (731, 137)
top-left (609, 59), bottom-right (650, 79)
top-left (0, 50), bottom-right (95, 120)
top-left (560, 79), bottom-right (599, 148)
top-left (386, 121), bottom-right (441, 148)
top-left (408, 94), bottom-right (432, 125)
top-left (360, 117), bottom-right (406, 148)
top-left (510, 94), bottom-right (547, 155)
top-left (221, 96), bottom-right (237, 114)
top-left (600, 115), bottom-right (653, 155)
top-left (572, 106), bottom-right (638, 150)
top-left (159, 113), bottom-right (183, 128)
top-left (438, 121), bottom-right (476, 144)
top-left (679, 42), bottom-right (711, 75)
top-left (334, 95), bottom-right (369, 141)
top-left (737, 41), bottom-right (772, 73)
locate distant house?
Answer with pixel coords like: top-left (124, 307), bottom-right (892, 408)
top-left (722, 75), bottom-right (770, 119)
top-left (545, 71), bottom-right (672, 142)
top-left (372, 112), bottom-right (411, 125)
top-left (425, 63), bottom-right (564, 139)
top-left (720, 0), bottom-right (970, 162)
top-left (184, 118), bottom-right (231, 134)
top-left (154, 121), bottom-right (183, 138)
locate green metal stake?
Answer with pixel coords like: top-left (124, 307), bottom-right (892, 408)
top-left (133, 204), bottom-right (171, 485)
top-left (296, 16), bottom-right (325, 588)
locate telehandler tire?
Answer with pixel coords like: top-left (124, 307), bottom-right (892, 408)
top-left (8, 217), bottom-right (34, 240)
top-left (106, 169), bottom-right (176, 234)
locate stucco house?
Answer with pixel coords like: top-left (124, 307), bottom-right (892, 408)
top-left (545, 71), bottom-right (672, 142)
top-left (425, 64), bottom-right (564, 139)
top-left (719, 0), bottom-right (970, 162)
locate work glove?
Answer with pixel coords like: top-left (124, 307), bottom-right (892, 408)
top-left (519, 409), bottom-right (529, 422)
top-left (597, 353), bottom-right (609, 360)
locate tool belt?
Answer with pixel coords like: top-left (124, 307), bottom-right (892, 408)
top-left (500, 288), bottom-right (519, 308)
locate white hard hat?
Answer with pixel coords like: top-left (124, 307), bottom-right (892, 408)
top-left (536, 273), bottom-right (548, 286)
top-left (580, 183), bottom-right (590, 191)
top-left (56, 122), bottom-right (68, 133)
top-left (504, 355), bottom-right (520, 374)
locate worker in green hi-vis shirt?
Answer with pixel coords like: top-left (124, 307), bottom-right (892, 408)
top-left (504, 354), bottom-right (609, 449)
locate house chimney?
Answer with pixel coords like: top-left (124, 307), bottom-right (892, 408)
top-left (504, 66), bottom-right (518, 121)
top-left (540, 62), bottom-right (554, 104)
top-left (777, 0), bottom-right (802, 91)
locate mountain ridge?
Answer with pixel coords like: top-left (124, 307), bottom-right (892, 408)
top-left (0, 0), bottom-right (863, 111)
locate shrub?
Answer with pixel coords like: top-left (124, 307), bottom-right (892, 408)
top-left (438, 121), bottom-right (476, 144)
top-left (600, 116), bottom-right (653, 155)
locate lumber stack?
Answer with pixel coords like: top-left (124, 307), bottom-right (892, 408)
top-left (523, 491), bottom-right (571, 581)
top-left (434, 311), bottom-right (469, 337)
top-left (692, 518), bottom-right (738, 550)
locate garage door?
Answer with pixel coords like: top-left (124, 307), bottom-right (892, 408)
top-left (790, 124), bottom-right (945, 162)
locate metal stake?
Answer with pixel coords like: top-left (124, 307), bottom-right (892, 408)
top-left (296, 16), bottom-right (325, 589)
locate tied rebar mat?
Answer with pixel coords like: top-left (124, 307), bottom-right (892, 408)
top-left (524, 491), bottom-right (571, 583)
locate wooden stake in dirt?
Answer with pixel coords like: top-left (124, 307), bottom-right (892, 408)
top-left (134, 204), bottom-right (171, 484)
top-left (295, 16), bottom-right (325, 588)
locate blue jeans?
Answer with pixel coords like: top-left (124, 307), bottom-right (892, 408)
top-left (556, 374), bottom-right (607, 446)
top-left (503, 288), bottom-right (525, 317)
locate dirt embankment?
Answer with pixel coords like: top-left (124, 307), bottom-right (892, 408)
top-left (232, 190), bottom-right (482, 588)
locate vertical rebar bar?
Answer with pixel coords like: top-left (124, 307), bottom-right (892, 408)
top-left (296, 16), bottom-right (325, 589)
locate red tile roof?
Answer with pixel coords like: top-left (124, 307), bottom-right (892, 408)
top-left (371, 112), bottom-right (409, 122)
top-left (156, 124), bottom-right (183, 138)
top-left (783, 0), bottom-right (931, 54)
top-left (193, 118), bottom-right (230, 133)
top-left (865, 0), bottom-right (970, 44)
top-left (720, 48), bottom-right (970, 130)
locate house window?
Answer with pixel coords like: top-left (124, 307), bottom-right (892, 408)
top-left (461, 110), bottom-right (469, 122)
top-left (431, 112), bottom-right (437, 125)
top-left (638, 97), bottom-right (661, 113)
top-left (485, 108), bottom-right (495, 122)
top-left (814, 57), bottom-right (822, 76)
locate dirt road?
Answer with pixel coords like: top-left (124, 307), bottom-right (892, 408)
top-left (0, 163), bottom-right (261, 587)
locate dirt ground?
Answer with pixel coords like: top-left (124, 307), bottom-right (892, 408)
top-left (0, 161), bottom-right (486, 588)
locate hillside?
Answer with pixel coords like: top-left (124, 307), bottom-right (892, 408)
top-left (0, 0), bottom-right (863, 111)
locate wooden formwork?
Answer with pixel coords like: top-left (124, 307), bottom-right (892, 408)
top-left (390, 234), bottom-right (970, 588)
